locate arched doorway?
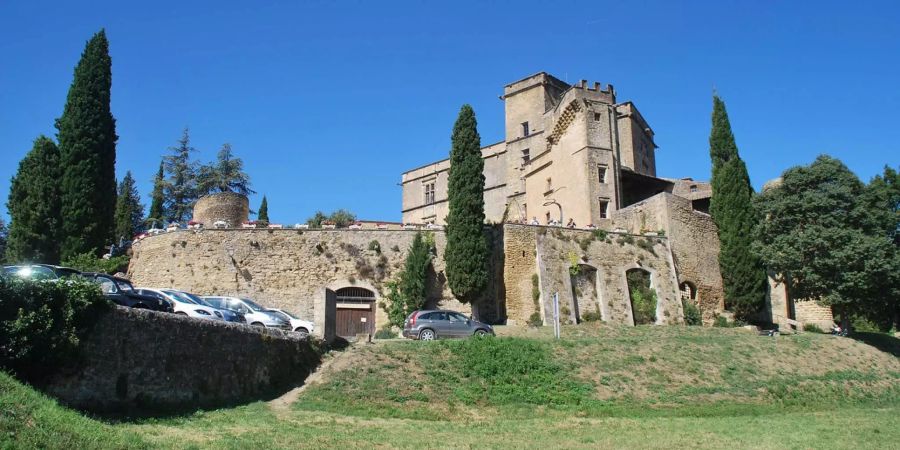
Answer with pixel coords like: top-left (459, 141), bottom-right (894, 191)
top-left (626, 268), bottom-right (656, 325)
top-left (570, 264), bottom-right (599, 323)
top-left (335, 287), bottom-right (376, 337)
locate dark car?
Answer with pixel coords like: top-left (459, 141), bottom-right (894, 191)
top-left (2, 264), bottom-right (82, 280)
top-left (402, 310), bottom-right (494, 341)
top-left (79, 272), bottom-right (173, 313)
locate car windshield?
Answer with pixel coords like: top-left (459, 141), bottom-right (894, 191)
top-left (115, 279), bottom-right (134, 292)
top-left (204, 297), bottom-right (224, 308)
top-left (170, 290), bottom-right (212, 307)
top-left (277, 309), bottom-right (299, 320)
top-left (241, 298), bottom-right (267, 312)
top-left (10, 266), bottom-right (56, 280)
top-left (162, 290), bottom-right (195, 304)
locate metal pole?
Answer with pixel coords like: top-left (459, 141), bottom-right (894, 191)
top-left (553, 292), bottom-right (560, 339)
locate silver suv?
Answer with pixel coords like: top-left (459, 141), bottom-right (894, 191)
top-left (402, 310), bottom-right (494, 341)
top-left (202, 296), bottom-right (290, 330)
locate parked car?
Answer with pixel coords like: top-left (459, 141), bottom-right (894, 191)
top-left (79, 273), bottom-right (173, 312)
top-left (2, 264), bottom-right (81, 280)
top-left (166, 290), bottom-right (245, 323)
top-left (268, 308), bottom-right (315, 337)
top-left (135, 288), bottom-right (224, 321)
top-left (402, 310), bottom-right (494, 341)
top-left (202, 296), bottom-right (290, 330)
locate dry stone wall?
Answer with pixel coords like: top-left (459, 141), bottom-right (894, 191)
top-left (42, 307), bottom-right (321, 414)
top-left (128, 229), bottom-right (470, 335)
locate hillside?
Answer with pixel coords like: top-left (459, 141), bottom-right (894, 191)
top-left (2, 324), bottom-right (898, 449)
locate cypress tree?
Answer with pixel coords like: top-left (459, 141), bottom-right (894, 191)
top-left (6, 136), bottom-right (63, 263)
top-left (0, 219), bottom-right (7, 264)
top-left (162, 128), bottom-right (198, 223)
top-left (708, 96), bottom-right (767, 319)
top-left (147, 161), bottom-right (165, 229)
top-left (56, 30), bottom-right (118, 259)
top-left (444, 104), bottom-right (489, 305)
top-left (257, 195), bottom-right (269, 225)
top-left (113, 171), bottom-right (145, 241)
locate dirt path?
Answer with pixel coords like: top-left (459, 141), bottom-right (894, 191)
top-left (268, 341), bottom-right (380, 415)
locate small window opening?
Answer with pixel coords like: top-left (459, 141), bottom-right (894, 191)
top-left (522, 122), bottom-right (530, 137)
top-left (598, 165), bottom-right (608, 184)
top-left (424, 182), bottom-right (435, 205)
top-left (599, 198), bottom-right (609, 219)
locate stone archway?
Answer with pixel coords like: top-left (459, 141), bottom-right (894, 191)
top-left (626, 268), bottom-right (656, 325)
top-left (570, 264), bottom-right (600, 323)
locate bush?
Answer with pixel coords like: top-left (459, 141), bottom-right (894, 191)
top-left (527, 312), bottom-right (543, 327)
top-left (682, 301), bottom-right (702, 326)
top-left (374, 328), bottom-right (397, 339)
top-left (62, 252), bottom-right (129, 275)
top-left (713, 315), bottom-right (730, 327)
top-left (0, 277), bottom-right (110, 378)
top-left (582, 310), bottom-right (602, 322)
top-left (803, 323), bottom-right (824, 333)
top-left (591, 229), bottom-right (607, 241)
top-left (367, 240), bottom-right (381, 254)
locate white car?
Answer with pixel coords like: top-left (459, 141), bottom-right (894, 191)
top-left (269, 308), bottom-right (315, 337)
top-left (136, 288), bottom-right (225, 321)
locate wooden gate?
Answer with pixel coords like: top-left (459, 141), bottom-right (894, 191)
top-left (335, 287), bottom-right (375, 337)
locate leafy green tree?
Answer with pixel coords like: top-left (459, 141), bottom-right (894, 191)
top-left (858, 165), bottom-right (900, 330)
top-left (306, 209), bottom-right (356, 228)
top-left (113, 171), bottom-right (144, 241)
top-left (56, 30), bottom-right (118, 260)
top-left (257, 195), bottom-right (269, 225)
top-left (627, 270), bottom-right (657, 325)
top-left (382, 232), bottom-right (435, 328)
top-left (753, 156), bottom-right (899, 330)
top-left (196, 143), bottom-right (254, 197)
top-left (444, 104), bottom-right (489, 304)
top-left (146, 161), bottom-right (165, 229)
top-left (162, 128), bottom-right (199, 223)
top-left (708, 96), bottom-right (767, 320)
top-left (6, 136), bottom-right (62, 263)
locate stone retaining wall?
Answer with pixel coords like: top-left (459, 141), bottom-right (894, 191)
top-left (42, 307), bottom-right (322, 414)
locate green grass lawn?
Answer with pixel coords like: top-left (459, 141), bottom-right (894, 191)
top-left (2, 324), bottom-right (899, 449)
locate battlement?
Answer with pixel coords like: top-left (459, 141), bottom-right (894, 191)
top-left (572, 79), bottom-right (615, 96)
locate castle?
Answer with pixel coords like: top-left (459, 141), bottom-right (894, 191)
top-left (129, 72), bottom-right (741, 337)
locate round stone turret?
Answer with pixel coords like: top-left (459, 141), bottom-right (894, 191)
top-left (192, 192), bottom-right (249, 228)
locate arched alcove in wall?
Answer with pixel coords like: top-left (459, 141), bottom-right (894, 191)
top-left (626, 268), bottom-right (656, 325)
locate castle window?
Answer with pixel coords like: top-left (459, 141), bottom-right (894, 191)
top-left (546, 177), bottom-right (552, 192)
top-left (594, 112), bottom-right (601, 121)
top-left (424, 182), bottom-right (435, 205)
top-left (599, 198), bottom-right (609, 219)
top-left (522, 149), bottom-right (530, 165)
top-left (522, 122), bottom-right (530, 137)
top-left (690, 184), bottom-right (698, 193)
top-left (598, 165), bottom-right (608, 184)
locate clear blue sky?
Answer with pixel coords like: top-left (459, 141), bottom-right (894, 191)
top-left (2, 0), bottom-right (898, 224)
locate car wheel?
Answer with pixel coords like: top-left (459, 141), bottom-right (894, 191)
top-left (295, 328), bottom-right (309, 338)
top-left (251, 322), bottom-right (265, 327)
top-left (419, 329), bottom-right (436, 341)
top-left (474, 329), bottom-right (489, 337)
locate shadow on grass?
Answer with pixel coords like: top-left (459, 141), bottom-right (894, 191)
top-left (851, 332), bottom-right (900, 357)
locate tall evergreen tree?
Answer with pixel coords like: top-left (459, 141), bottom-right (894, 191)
top-left (444, 104), bottom-right (489, 305)
top-left (113, 171), bottom-right (144, 241)
top-left (257, 195), bottom-right (269, 225)
top-left (708, 96), bottom-right (767, 319)
top-left (56, 30), bottom-right (118, 259)
top-left (383, 232), bottom-right (436, 328)
top-left (0, 218), bottom-right (7, 264)
top-left (196, 143), bottom-right (254, 197)
top-left (6, 136), bottom-right (62, 263)
top-left (147, 161), bottom-right (165, 229)
top-left (162, 128), bottom-right (198, 223)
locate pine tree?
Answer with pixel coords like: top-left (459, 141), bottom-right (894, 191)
top-left (383, 232), bottom-right (435, 328)
top-left (196, 143), bottom-right (254, 197)
top-left (6, 136), bottom-right (63, 263)
top-left (56, 30), bottom-right (118, 260)
top-left (162, 128), bottom-right (198, 223)
top-left (708, 96), bottom-right (767, 319)
top-left (147, 161), bottom-right (165, 229)
top-left (444, 104), bottom-right (489, 305)
top-left (257, 195), bottom-right (269, 225)
top-left (0, 219), bottom-right (7, 264)
top-left (113, 171), bottom-right (145, 241)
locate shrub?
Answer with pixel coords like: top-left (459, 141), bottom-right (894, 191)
top-left (0, 277), bottom-right (110, 378)
top-left (582, 310), bottom-right (602, 322)
top-left (682, 301), bottom-right (702, 326)
top-left (636, 238), bottom-right (657, 256)
top-left (591, 229), bottom-right (607, 241)
top-left (527, 311), bottom-right (543, 327)
top-left (713, 315), bottom-right (730, 327)
top-left (803, 323), bottom-right (824, 333)
top-left (374, 328), bottom-right (397, 339)
top-left (368, 240), bottom-right (381, 254)
top-left (62, 252), bottom-right (129, 275)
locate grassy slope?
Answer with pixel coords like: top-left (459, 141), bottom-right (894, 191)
top-left (2, 324), bottom-right (899, 449)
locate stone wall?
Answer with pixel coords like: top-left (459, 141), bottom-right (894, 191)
top-left (128, 228), bottom-right (471, 335)
top-left (503, 224), bottom-right (684, 326)
top-left (42, 307), bottom-right (321, 414)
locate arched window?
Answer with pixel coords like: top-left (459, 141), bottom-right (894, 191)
top-left (680, 282), bottom-right (697, 302)
top-left (626, 268), bottom-right (656, 325)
